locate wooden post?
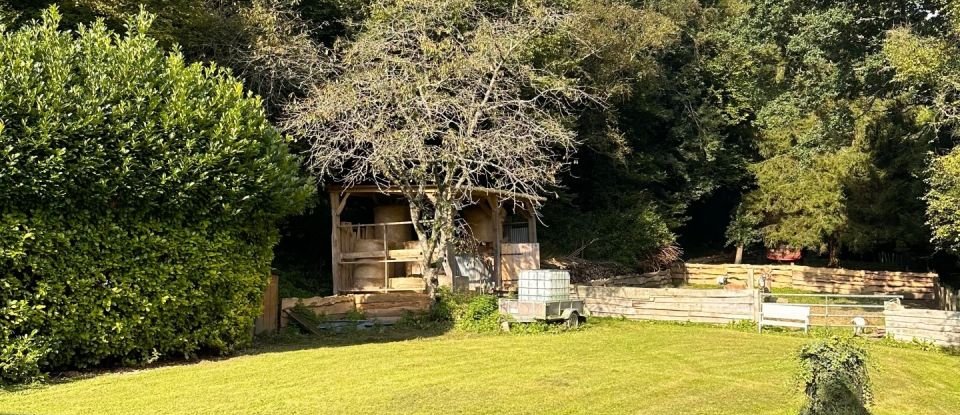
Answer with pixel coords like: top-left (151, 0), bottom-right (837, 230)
top-left (383, 223), bottom-right (389, 292)
top-left (254, 274), bottom-right (280, 334)
top-left (527, 204), bottom-right (537, 243)
top-left (490, 196), bottom-right (503, 290)
top-left (330, 191), bottom-right (341, 295)
top-left (754, 286), bottom-right (762, 324)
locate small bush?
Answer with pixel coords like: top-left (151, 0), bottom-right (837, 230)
top-left (1, 330), bottom-right (47, 385)
top-left (797, 337), bottom-right (872, 415)
top-left (455, 295), bottom-right (501, 333)
top-left (427, 288), bottom-right (501, 333)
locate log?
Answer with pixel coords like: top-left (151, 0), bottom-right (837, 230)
top-left (281, 295), bottom-right (355, 311)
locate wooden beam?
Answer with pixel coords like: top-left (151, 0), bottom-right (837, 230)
top-left (336, 193), bottom-right (351, 215)
top-left (330, 192), bottom-right (341, 294)
top-left (527, 204), bottom-right (537, 244)
top-left (490, 196), bottom-right (502, 290)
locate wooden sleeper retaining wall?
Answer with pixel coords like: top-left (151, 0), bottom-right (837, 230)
top-left (573, 285), bottom-right (756, 324)
top-left (671, 263), bottom-right (938, 300)
top-left (883, 306), bottom-right (960, 347)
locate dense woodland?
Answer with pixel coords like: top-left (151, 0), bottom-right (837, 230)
top-left (5, 0), bottom-right (960, 292)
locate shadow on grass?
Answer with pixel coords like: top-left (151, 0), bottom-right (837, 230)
top-left (249, 321), bottom-right (455, 355)
top-left (2, 322), bottom-right (455, 393)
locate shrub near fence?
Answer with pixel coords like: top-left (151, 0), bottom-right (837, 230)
top-left (573, 286), bottom-right (755, 324)
top-left (671, 264), bottom-right (938, 300)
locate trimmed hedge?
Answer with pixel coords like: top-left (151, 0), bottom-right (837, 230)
top-left (797, 337), bottom-right (872, 415)
top-left (0, 8), bottom-right (313, 384)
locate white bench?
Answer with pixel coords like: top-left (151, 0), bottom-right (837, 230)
top-left (758, 303), bottom-right (810, 333)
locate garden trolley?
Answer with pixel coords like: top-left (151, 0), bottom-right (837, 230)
top-left (498, 269), bottom-right (584, 330)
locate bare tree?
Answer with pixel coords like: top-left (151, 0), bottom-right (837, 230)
top-left (284, 0), bottom-right (601, 284)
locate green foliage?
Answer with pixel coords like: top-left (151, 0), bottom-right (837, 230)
top-left (540, 198), bottom-right (675, 265)
top-left (925, 150), bottom-right (960, 251)
top-left (883, 17), bottom-right (960, 255)
top-left (0, 330), bottom-right (47, 385)
top-left (796, 337), bottom-right (872, 415)
top-left (0, 8), bottom-right (312, 384)
top-left (429, 288), bottom-right (501, 333)
top-left (724, 203), bottom-right (761, 248)
top-left (455, 295), bottom-right (501, 333)
top-left (542, 0), bottom-right (750, 265)
top-left (709, 0), bottom-right (948, 261)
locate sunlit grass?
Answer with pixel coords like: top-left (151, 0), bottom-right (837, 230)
top-left (1, 320), bottom-right (958, 415)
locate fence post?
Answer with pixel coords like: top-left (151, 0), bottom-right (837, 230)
top-left (753, 287), bottom-right (761, 323)
top-left (824, 294), bottom-right (829, 328)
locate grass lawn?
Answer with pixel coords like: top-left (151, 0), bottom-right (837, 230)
top-left (2, 320), bottom-right (958, 415)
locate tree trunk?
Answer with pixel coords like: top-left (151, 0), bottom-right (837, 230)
top-left (827, 239), bottom-right (840, 268)
top-left (734, 245), bottom-right (744, 264)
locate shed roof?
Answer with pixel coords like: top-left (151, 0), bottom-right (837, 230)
top-left (326, 184), bottom-right (546, 202)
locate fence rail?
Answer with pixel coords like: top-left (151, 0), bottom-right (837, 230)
top-left (671, 263), bottom-right (939, 300)
top-left (761, 292), bottom-right (902, 329)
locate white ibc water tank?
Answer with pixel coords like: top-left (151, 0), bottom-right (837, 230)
top-left (518, 269), bottom-right (570, 302)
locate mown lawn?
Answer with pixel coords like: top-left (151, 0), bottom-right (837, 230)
top-left (2, 320), bottom-right (958, 415)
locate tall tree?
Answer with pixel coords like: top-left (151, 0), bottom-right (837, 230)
top-left (882, 4), bottom-right (960, 253)
top-left (709, 0), bottom-right (949, 265)
top-left (539, 0), bottom-right (751, 266)
top-left (284, 0), bottom-right (599, 284)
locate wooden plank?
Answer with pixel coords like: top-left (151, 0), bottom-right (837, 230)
top-left (254, 274), bottom-right (280, 334)
top-left (884, 316), bottom-right (960, 328)
top-left (574, 286), bottom-right (753, 299)
top-left (330, 191), bottom-right (341, 294)
top-left (388, 248), bottom-right (424, 259)
top-left (491, 196), bottom-right (503, 290)
top-left (283, 309), bottom-right (324, 336)
top-left (527, 204), bottom-right (538, 243)
top-left (281, 295), bottom-right (354, 311)
top-left (584, 303), bottom-right (751, 319)
top-left (341, 250), bottom-right (388, 260)
top-left (885, 322), bottom-right (960, 333)
top-left (587, 312), bottom-right (744, 324)
top-left (628, 302), bottom-right (753, 313)
top-left (886, 309), bottom-right (960, 318)
top-left (355, 292), bottom-right (432, 304)
top-left (887, 329), bottom-right (960, 344)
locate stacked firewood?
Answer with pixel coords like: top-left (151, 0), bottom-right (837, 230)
top-left (544, 256), bottom-right (636, 284)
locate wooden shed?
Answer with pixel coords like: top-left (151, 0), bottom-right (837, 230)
top-left (329, 185), bottom-right (542, 295)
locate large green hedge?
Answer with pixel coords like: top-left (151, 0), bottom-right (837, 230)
top-left (0, 8), bottom-right (313, 384)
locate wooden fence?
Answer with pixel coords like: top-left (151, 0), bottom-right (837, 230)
top-left (254, 274), bottom-right (280, 334)
top-left (883, 306), bottom-right (960, 347)
top-left (573, 285), bottom-right (756, 324)
top-left (671, 263), bottom-right (939, 300)
top-left (938, 286), bottom-right (960, 311)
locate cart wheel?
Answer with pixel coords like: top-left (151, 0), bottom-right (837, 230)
top-left (564, 311), bottom-right (580, 329)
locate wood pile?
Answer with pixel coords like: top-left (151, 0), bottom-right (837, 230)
top-left (884, 306), bottom-right (960, 347)
top-left (573, 285), bottom-right (755, 324)
top-left (585, 270), bottom-right (672, 288)
top-left (544, 256), bottom-right (635, 284)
